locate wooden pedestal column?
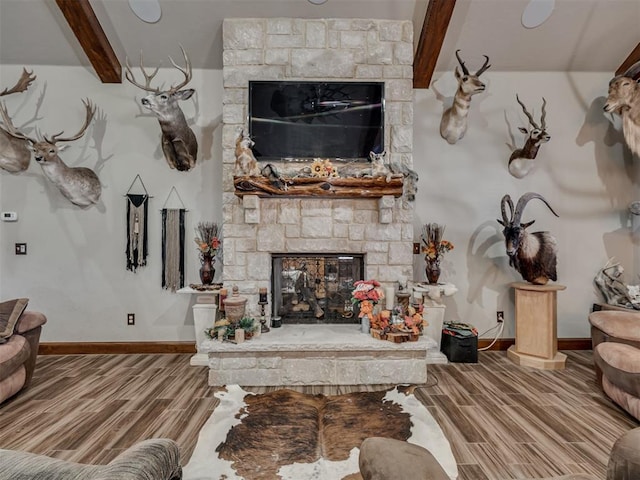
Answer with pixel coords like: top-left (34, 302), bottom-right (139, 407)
top-left (507, 282), bottom-right (567, 370)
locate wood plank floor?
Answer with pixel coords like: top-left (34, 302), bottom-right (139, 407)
top-left (0, 351), bottom-right (637, 479)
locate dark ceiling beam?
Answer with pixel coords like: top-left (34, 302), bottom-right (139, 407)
top-left (55, 0), bottom-right (121, 83)
top-left (616, 42), bottom-right (640, 76)
top-left (413, 0), bottom-right (457, 89)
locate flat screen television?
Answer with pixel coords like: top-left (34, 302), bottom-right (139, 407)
top-left (248, 81), bottom-right (384, 162)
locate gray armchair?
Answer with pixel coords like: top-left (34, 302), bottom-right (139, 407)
top-left (0, 438), bottom-right (182, 480)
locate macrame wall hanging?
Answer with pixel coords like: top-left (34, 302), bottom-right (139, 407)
top-left (125, 174), bottom-right (150, 272)
top-left (161, 187), bottom-right (187, 292)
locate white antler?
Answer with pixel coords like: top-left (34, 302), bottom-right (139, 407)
top-left (0, 68), bottom-right (36, 97)
top-left (0, 101), bottom-right (38, 144)
top-left (167, 45), bottom-right (192, 93)
top-left (44, 99), bottom-right (96, 144)
top-left (125, 52), bottom-right (162, 93)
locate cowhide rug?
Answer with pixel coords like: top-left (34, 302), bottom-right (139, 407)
top-left (183, 385), bottom-right (458, 480)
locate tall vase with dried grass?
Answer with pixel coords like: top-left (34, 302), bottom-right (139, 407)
top-left (422, 223), bottom-right (454, 285)
top-left (195, 222), bottom-right (220, 285)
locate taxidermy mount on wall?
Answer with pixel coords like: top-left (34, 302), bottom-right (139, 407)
top-left (0, 68), bottom-right (36, 173)
top-left (604, 60), bottom-right (640, 157)
top-left (0, 99), bottom-right (102, 207)
top-left (497, 192), bottom-right (559, 285)
top-left (508, 95), bottom-right (550, 178)
top-left (440, 50), bottom-right (491, 144)
top-left (125, 46), bottom-right (197, 172)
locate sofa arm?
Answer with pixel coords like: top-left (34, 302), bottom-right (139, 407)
top-left (0, 439), bottom-right (182, 480)
top-left (607, 427), bottom-right (640, 480)
top-left (15, 311), bottom-right (46, 335)
top-left (96, 438), bottom-right (182, 480)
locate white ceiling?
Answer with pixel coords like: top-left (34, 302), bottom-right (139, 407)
top-left (0, 0), bottom-right (638, 76)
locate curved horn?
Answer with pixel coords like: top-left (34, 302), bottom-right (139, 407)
top-left (622, 59), bottom-right (640, 81)
top-left (512, 192), bottom-right (559, 226)
top-left (454, 50), bottom-right (470, 76)
top-left (475, 55), bottom-right (491, 76)
top-left (500, 194), bottom-right (514, 225)
top-left (540, 97), bottom-right (547, 130)
top-left (516, 94), bottom-right (539, 129)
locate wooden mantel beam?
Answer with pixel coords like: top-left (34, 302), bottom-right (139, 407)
top-left (55, 0), bottom-right (121, 83)
top-left (616, 42), bottom-right (640, 76)
top-left (413, 0), bottom-right (457, 89)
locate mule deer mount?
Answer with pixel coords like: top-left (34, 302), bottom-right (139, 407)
top-left (604, 60), bottom-right (640, 157)
top-left (0, 99), bottom-right (102, 207)
top-left (440, 50), bottom-right (491, 144)
top-left (508, 95), bottom-right (550, 178)
top-left (0, 68), bottom-right (37, 173)
top-left (125, 46), bottom-right (198, 172)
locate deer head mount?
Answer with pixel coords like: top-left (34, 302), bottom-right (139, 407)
top-left (125, 46), bottom-right (198, 172)
top-left (604, 60), bottom-right (640, 157)
top-left (508, 95), bottom-right (551, 178)
top-left (0, 99), bottom-right (102, 207)
top-left (439, 50), bottom-right (491, 144)
top-left (497, 192), bottom-right (559, 285)
top-left (0, 68), bottom-right (36, 173)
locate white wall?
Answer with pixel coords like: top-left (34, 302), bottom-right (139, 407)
top-left (1, 65), bottom-right (635, 342)
top-left (0, 65), bottom-right (224, 342)
top-left (412, 71), bottom-right (639, 338)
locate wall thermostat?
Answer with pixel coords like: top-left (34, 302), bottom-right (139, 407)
top-left (1, 212), bottom-right (17, 222)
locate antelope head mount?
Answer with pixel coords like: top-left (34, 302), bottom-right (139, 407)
top-left (0, 99), bottom-right (102, 207)
top-left (0, 68), bottom-right (37, 173)
top-left (508, 95), bottom-right (550, 178)
top-left (439, 50), bottom-right (491, 144)
top-left (604, 60), bottom-right (640, 157)
top-left (125, 46), bottom-right (198, 172)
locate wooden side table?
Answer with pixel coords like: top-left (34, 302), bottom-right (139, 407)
top-left (507, 282), bottom-right (567, 370)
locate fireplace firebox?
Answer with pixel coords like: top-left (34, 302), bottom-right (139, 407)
top-left (272, 254), bottom-right (364, 324)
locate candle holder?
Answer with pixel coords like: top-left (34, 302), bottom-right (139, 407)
top-left (258, 288), bottom-right (270, 332)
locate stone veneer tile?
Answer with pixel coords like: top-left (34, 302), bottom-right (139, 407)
top-left (388, 242), bottom-right (414, 265)
top-left (356, 65), bottom-right (384, 79)
top-left (267, 18), bottom-right (293, 34)
top-left (378, 21), bottom-right (403, 42)
top-left (306, 21), bottom-right (327, 48)
top-left (223, 20), bottom-right (264, 49)
top-left (267, 33), bottom-right (305, 49)
top-left (393, 42), bottom-right (414, 65)
top-left (281, 359), bottom-right (335, 384)
top-left (340, 31), bottom-right (367, 48)
top-left (265, 49), bottom-right (290, 65)
top-left (291, 50), bottom-right (356, 78)
top-left (257, 225), bottom-right (286, 251)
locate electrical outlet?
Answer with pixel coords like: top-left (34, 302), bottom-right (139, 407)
top-left (15, 243), bottom-right (27, 255)
top-left (496, 311), bottom-right (504, 323)
top-left (413, 242), bottom-right (420, 254)
top-left (127, 313), bottom-right (135, 325)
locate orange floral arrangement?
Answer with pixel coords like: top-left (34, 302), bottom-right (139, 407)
top-left (422, 223), bottom-right (454, 263)
top-left (194, 222), bottom-right (220, 260)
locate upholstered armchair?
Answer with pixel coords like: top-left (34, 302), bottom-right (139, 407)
top-left (359, 428), bottom-right (640, 480)
top-left (0, 438), bottom-right (182, 479)
top-left (589, 310), bottom-right (640, 420)
top-left (0, 298), bottom-right (47, 404)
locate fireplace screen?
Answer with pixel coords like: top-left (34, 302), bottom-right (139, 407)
top-left (272, 254), bottom-right (364, 323)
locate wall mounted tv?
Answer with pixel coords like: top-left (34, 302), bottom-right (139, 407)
top-left (248, 81), bottom-right (384, 162)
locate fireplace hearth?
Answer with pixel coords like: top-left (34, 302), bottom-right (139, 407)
top-left (272, 254), bottom-right (364, 324)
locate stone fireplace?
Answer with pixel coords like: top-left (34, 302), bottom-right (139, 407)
top-left (221, 18), bottom-right (414, 317)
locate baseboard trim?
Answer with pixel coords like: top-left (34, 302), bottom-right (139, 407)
top-left (39, 342), bottom-right (196, 355)
top-left (477, 338), bottom-right (592, 351)
top-left (38, 338), bottom-right (592, 355)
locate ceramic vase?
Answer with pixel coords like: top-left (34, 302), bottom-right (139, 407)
top-left (425, 260), bottom-right (441, 285)
top-left (199, 254), bottom-right (215, 285)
